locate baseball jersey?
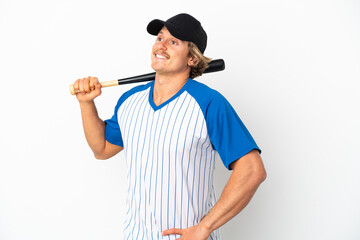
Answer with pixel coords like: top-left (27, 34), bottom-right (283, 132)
top-left (105, 78), bottom-right (261, 240)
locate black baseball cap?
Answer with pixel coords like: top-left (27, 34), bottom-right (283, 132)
top-left (147, 13), bottom-right (207, 53)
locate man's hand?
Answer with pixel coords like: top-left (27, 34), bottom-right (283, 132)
top-left (73, 76), bottom-right (102, 103)
top-left (162, 224), bottom-right (211, 240)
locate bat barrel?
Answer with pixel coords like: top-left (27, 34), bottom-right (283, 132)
top-left (118, 72), bottom-right (155, 85)
top-left (204, 59), bottom-right (225, 73)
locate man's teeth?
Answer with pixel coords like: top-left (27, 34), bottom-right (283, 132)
top-left (156, 54), bottom-right (166, 59)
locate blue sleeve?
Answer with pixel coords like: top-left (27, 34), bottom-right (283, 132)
top-left (104, 82), bottom-right (153, 147)
top-left (205, 92), bottom-right (261, 170)
top-left (104, 99), bottom-right (124, 147)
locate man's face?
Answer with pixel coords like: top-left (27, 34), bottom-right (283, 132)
top-left (151, 27), bottom-right (192, 76)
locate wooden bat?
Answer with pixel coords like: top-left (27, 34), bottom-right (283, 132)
top-left (69, 59), bottom-right (225, 95)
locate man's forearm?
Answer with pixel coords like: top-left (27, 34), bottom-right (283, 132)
top-left (79, 101), bottom-right (107, 157)
top-left (199, 151), bottom-right (266, 234)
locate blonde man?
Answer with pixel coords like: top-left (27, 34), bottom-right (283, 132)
top-left (73, 13), bottom-right (266, 240)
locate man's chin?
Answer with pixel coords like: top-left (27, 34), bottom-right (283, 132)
top-left (151, 63), bottom-right (166, 73)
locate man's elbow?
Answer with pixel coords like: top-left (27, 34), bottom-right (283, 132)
top-left (250, 151), bottom-right (267, 184)
top-left (252, 167), bottom-right (267, 185)
top-left (94, 152), bottom-right (110, 160)
top-left (257, 168), bottom-right (267, 183)
top-left (93, 141), bottom-right (123, 160)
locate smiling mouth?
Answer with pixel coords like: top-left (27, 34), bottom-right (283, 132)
top-left (156, 54), bottom-right (166, 59)
top-left (154, 51), bottom-right (170, 60)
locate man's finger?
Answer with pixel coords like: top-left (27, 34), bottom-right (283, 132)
top-left (162, 228), bottom-right (183, 236)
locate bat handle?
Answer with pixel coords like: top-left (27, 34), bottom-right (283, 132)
top-left (69, 80), bottom-right (118, 95)
top-left (69, 84), bottom-right (76, 95)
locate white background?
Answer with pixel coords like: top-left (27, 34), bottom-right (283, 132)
top-left (0, 0), bottom-right (359, 239)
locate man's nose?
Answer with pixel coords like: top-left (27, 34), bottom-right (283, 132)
top-left (158, 40), bottom-right (167, 50)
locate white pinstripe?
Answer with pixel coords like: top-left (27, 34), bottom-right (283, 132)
top-left (118, 87), bottom-right (221, 240)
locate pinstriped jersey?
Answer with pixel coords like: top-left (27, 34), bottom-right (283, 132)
top-left (105, 78), bottom-right (260, 240)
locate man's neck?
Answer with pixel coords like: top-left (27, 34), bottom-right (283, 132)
top-left (153, 72), bottom-right (190, 106)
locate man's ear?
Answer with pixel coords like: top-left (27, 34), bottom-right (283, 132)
top-left (188, 56), bottom-right (198, 67)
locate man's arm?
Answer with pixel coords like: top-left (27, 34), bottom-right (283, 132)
top-left (74, 77), bottom-right (123, 159)
top-left (162, 149), bottom-right (266, 239)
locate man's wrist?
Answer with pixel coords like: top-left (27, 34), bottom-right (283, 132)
top-left (79, 100), bottom-right (95, 108)
top-left (198, 218), bottom-right (214, 235)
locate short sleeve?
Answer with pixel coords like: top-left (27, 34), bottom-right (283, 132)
top-left (105, 108), bottom-right (124, 147)
top-left (105, 90), bottom-right (131, 147)
top-left (104, 100), bottom-right (124, 147)
top-left (104, 82), bottom-right (153, 148)
top-left (205, 92), bottom-right (261, 170)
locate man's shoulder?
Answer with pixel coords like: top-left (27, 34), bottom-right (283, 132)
top-left (123, 81), bottom-right (153, 97)
top-left (186, 79), bottom-right (226, 106)
top-left (115, 81), bottom-right (153, 106)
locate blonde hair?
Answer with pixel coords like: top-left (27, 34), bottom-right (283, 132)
top-left (188, 42), bottom-right (212, 79)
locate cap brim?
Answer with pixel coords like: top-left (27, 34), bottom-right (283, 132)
top-left (147, 19), bottom-right (188, 43)
top-left (147, 19), bottom-right (166, 35)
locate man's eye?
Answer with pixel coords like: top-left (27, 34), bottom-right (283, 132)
top-left (157, 37), bottom-right (162, 42)
top-left (171, 40), bottom-right (177, 45)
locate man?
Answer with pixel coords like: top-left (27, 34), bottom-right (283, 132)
top-left (73, 13), bottom-right (266, 240)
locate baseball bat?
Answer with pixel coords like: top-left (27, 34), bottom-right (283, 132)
top-left (69, 59), bottom-right (225, 95)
